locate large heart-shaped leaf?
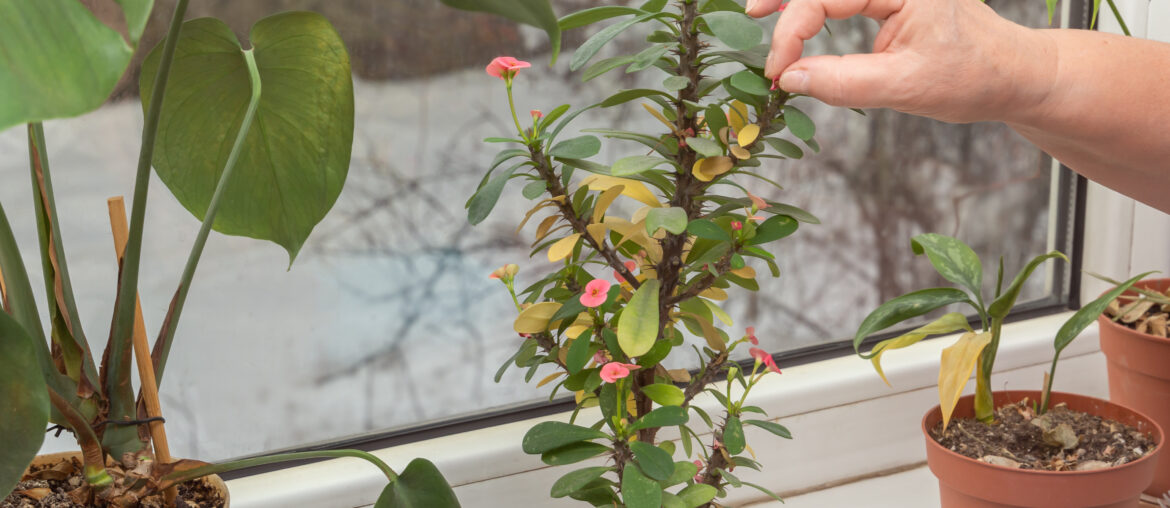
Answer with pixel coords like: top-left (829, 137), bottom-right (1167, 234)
top-left (438, 0), bottom-right (561, 62)
top-left (141, 12), bottom-right (354, 263)
top-left (374, 458), bottom-right (461, 508)
top-left (0, 0), bottom-right (133, 132)
top-left (0, 312), bottom-right (50, 500)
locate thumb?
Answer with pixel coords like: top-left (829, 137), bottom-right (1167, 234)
top-left (777, 53), bottom-right (904, 110)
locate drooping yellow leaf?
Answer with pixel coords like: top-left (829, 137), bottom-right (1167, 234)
top-left (515, 200), bottom-right (559, 234)
top-left (581, 175), bottom-right (662, 208)
top-left (729, 145), bottom-right (751, 160)
top-left (728, 100), bottom-right (749, 133)
top-left (534, 214), bottom-right (560, 242)
top-left (514, 302), bottom-right (564, 334)
top-left (718, 126), bottom-right (732, 145)
top-left (939, 331), bottom-right (992, 431)
top-left (681, 311), bottom-right (725, 352)
top-left (691, 156), bottom-right (735, 182)
top-left (699, 287), bottom-right (727, 301)
top-left (537, 371), bottom-right (567, 388)
top-left (737, 124), bottom-right (760, 147)
top-left (548, 233), bottom-right (582, 262)
top-left (593, 185), bottom-right (625, 224)
top-left (642, 103), bottom-right (680, 135)
top-left (869, 312), bottom-right (972, 386)
top-left (586, 223), bottom-right (609, 244)
top-left (730, 266), bottom-right (756, 279)
top-left (532, 223), bottom-right (573, 248)
top-left (745, 443), bottom-right (757, 460)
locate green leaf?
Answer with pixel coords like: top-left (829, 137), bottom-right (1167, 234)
top-left (987, 251), bottom-right (1068, 319)
top-left (523, 421), bottom-right (609, 454)
top-left (571, 13), bottom-right (660, 71)
top-left (783, 106), bottom-right (815, 140)
top-left (599, 88), bottom-right (674, 108)
top-left (115, 0), bottom-right (154, 44)
top-left (541, 442), bottom-right (611, 466)
top-left (686, 137), bottom-right (724, 158)
top-left (677, 484), bottom-right (718, 507)
top-left (613, 155), bottom-right (670, 177)
top-left (560, 6), bottom-right (644, 30)
top-left (522, 180), bottom-right (547, 199)
top-left (744, 419), bottom-right (792, 439)
top-left (0, 312), bottom-right (49, 501)
top-left (582, 55), bottom-right (637, 82)
top-left (628, 44), bottom-right (670, 73)
top-left (618, 279), bottom-right (661, 358)
top-left (853, 288), bottom-right (975, 354)
top-left (629, 405), bottom-right (688, 431)
top-left (729, 70), bottom-right (771, 97)
top-left (704, 104), bottom-right (728, 137)
top-left (864, 312), bottom-right (972, 383)
top-left (642, 383), bottom-right (685, 406)
top-left (141, 13), bottom-right (353, 263)
top-left (645, 207), bottom-right (688, 235)
top-left (551, 466), bottom-right (612, 498)
top-left (641, 0), bottom-right (669, 11)
top-left (549, 135), bottom-right (602, 159)
top-left (722, 416), bottom-right (745, 454)
top-left (662, 460), bottom-right (698, 487)
top-left (701, 12), bottom-right (763, 51)
top-left (439, 0), bottom-right (561, 63)
top-left (747, 214), bottom-right (797, 245)
top-left (374, 459), bottom-right (460, 508)
top-left (911, 233), bottom-right (984, 310)
top-left (0, 0), bottom-right (133, 132)
top-left (1054, 272), bottom-right (1154, 354)
top-left (621, 465), bottom-right (662, 508)
top-left (741, 481), bottom-right (784, 503)
top-left (566, 333), bottom-right (594, 374)
top-left (467, 163), bottom-right (521, 225)
top-left (686, 219), bottom-right (729, 241)
top-left (630, 441), bottom-right (675, 481)
top-left (663, 76), bottom-right (691, 91)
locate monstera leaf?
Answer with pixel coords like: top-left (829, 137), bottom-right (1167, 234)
top-left (0, 0), bottom-right (134, 132)
top-left (0, 312), bottom-right (49, 499)
top-left (141, 12), bottom-right (354, 263)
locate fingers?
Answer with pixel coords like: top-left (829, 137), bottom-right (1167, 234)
top-left (764, 0), bottom-right (904, 77)
top-left (777, 53), bottom-right (903, 109)
top-left (745, 0), bottom-right (786, 17)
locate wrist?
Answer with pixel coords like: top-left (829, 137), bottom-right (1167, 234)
top-left (996, 27), bottom-right (1060, 126)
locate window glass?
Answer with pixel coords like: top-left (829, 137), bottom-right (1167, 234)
top-left (7, 0), bottom-right (1074, 461)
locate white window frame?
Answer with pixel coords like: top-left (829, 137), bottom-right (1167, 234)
top-left (223, 2), bottom-right (1170, 506)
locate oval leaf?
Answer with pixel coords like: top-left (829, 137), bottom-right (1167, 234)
top-left (747, 214), bottom-right (797, 245)
top-left (621, 464), bottom-right (662, 508)
top-left (468, 163), bottom-right (521, 225)
top-left (618, 279), bottom-right (660, 358)
top-left (523, 421), bottom-right (610, 455)
top-left (854, 288), bottom-right (974, 354)
top-left (782, 105), bottom-right (815, 141)
top-left (541, 441), bottom-right (611, 466)
top-left (641, 383), bottom-right (685, 406)
top-left (141, 13), bottom-right (354, 263)
top-left (514, 301), bottom-right (564, 334)
top-left (612, 155), bottom-right (669, 177)
top-left (0, 312), bottom-right (49, 499)
top-left (685, 137), bottom-right (724, 158)
top-left (630, 441), bottom-right (675, 481)
top-left (629, 405), bottom-right (688, 431)
top-left (910, 234), bottom-right (984, 308)
top-left (702, 12), bottom-right (763, 51)
top-left (677, 484), bottom-right (718, 507)
top-left (744, 419), bottom-right (792, 439)
top-left (551, 466), bottom-right (612, 498)
top-left (645, 207), bottom-right (688, 235)
top-left (729, 70), bottom-right (771, 97)
top-left (722, 416), bottom-right (745, 455)
top-left (549, 135), bottom-right (602, 159)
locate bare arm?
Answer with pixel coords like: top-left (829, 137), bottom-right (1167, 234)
top-left (747, 0), bottom-right (1170, 212)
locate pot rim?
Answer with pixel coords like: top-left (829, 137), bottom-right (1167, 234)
top-left (920, 390), bottom-right (1164, 478)
top-left (1097, 277), bottom-right (1170, 345)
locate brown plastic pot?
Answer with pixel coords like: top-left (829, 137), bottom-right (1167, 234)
top-left (922, 390), bottom-right (1162, 508)
top-left (21, 452), bottom-right (229, 507)
top-left (1099, 277), bottom-right (1170, 496)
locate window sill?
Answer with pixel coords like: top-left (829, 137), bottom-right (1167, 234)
top-left (225, 311), bottom-right (1110, 507)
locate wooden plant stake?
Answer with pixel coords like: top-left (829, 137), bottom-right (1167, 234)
top-left (107, 197), bottom-right (176, 505)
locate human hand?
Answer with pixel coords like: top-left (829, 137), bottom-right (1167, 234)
top-left (745, 0), bottom-right (1056, 123)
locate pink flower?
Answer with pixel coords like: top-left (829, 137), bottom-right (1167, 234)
top-left (614, 260), bottom-right (638, 283)
top-left (580, 279), bottom-right (612, 308)
top-left (771, 76), bottom-right (781, 91)
top-left (749, 347), bottom-right (782, 374)
top-left (746, 190), bottom-right (770, 210)
top-left (746, 327), bottom-right (758, 345)
top-left (489, 263), bottom-right (519, 280)
top-left (731, 221), bottom-right (743, 231)
top-left (600, 362), bottom-right (640, 383)
top-left (693, 459), bottom-right (704, 482)
top-left (486, 56), bottom-right (531, 80)
top-left (593, 350), bottom-right (609, 365)
top-left (531, 109), bottom-right (543, 120)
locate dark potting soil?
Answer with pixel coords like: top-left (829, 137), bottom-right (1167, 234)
top-left (930, 398), bottom-right (1157, 471)
top-left (1, 456), bottom-right (223, 508)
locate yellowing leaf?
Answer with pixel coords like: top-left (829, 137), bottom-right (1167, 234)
top-left (730, 266), bottom-right (756, 279)
top-left (642, 103), bottom-right (679, 135)
top-left (869, 312), bottom-right (972, 386)
top-left (728, 100), bottom-right (749, 133)
top-left (537, 371), bottom-right (566, 388)
top-left (618, 279), bottom-right (661, 358)
top-left (593, 185), bottom-right (625, 224)
top-left (565, 313), bottom-right (593, 339)
top-left (681, 311), bottom-right (725, 352)
top-left (668, 369), bottom-right (692, 383)
top-left (514, 302), bottom-right (564, 334)
top-left (699, 287), bottom-right (727, 301)
top-left (701, 299), bottom-right (733, 326)
top-left (603, 217), bottom-right (662, 261)
top-left (534, 214), bottom-right (560, 242)
top-left (738, 124), bottom-right (760, 146)
top-left (729, 145), bottom-right (751, 160)
top-left (939, 331), bottom-right (992, 431)
top-left (516, 200), bottom-right (559, 234)
top-left (691, 157), bottom-right (734, 182)
top-left (548, 233), bottom-right (582, 262)
top-left (581, 175), bottom-right (661, 208)
top-left (586, 223), bottom-right (609, 244)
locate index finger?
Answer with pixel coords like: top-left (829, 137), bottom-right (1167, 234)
top-left (757, 0), bottom-right (904, 78)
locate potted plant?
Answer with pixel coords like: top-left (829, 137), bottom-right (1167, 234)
top-left (0, 1), bottom-right (458, 506)
top-left (1089, 274), bottom-right (1170, 496)
top-left (440, 0), bottom-right (817, 505)
top-left (854, 233), bottom-right (1162, 507)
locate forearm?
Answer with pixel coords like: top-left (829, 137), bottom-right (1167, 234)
top-left (1006, 29), bottom-right (1170, 212)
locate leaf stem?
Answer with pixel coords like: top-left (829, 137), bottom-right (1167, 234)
top-left (506, 82), bottom-right (526, 141)
top-left (160, 449), bottom-right (397, 487)
top-left (1104, 0), bottom-right (1130, 36)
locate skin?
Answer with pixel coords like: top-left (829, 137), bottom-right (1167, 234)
top-left (746, 0), bottom-right (1170, 213)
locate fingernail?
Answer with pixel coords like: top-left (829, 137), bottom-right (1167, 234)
top-left (778, 70), bottom-right (808, 93)
top-left (745, 0), bottom-right (759, 12)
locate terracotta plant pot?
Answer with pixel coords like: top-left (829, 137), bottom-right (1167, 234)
top-left (922, 390), bottom-right (1162, 508)
top-left (21, 452), bottom-right (229, 507)
top-left (1099, 277), bottom-right (1170, 496)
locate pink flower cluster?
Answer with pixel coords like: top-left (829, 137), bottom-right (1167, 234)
top-left (750, 347), bottom-right (782, 374)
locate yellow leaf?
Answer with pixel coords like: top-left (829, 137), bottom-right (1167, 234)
top-left (548, 233), bottom-right (582, 262)
top-left (603, 217), bottom-right (662, 261)
top-left (730, 266), bottom-right (756, 279)
top-left (586, 223), bottom-right (609, 244)
top-left (738, 124), bottom-right (760, 147)
top-left (537, 371), bottom-right (566, 388)
top-left (718, 126), bottom-right (731, 145)
top-left (728, 100), bottom-right (749, 133)
top-left (668, 369), bottom-right (692, 383)
top-left (565, 313), bottom-right (593, 339)
top-left (746, 443), bottom-right (757, 460)
top-left (691, 156), bottom-right (734, 182)
top-left (534, 214), bottom-right (560, 242)
top-left (515, 200), bottom-right (559, 234)
top-left (576, 391), bottom-right (599, 407)
top-left (642, 103), bottom-right (680, 135)
top-left (939, 331), bottom-right (992, 431)
top-left (581, 175), bottom-right (662, 208)
top-left (514, 302), bottom-right (564, 334)
top-left (593, 185), bottom-right (625, 224)
top-left (869, 312), bottom-right (972, 386)
top-left (730, 145), bottom-right (751, 160)
top-left (701, 299), bottom-right (733, 326)
top-left (681, 311), bottom-right (725, 352)
top-left (532, 223), bottom-right (572, 248)
top-left (699, 287), bottom-right (727, 301)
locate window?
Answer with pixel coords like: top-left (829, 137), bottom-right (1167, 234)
top-left (14, 0), bottom-right (1083, 463)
